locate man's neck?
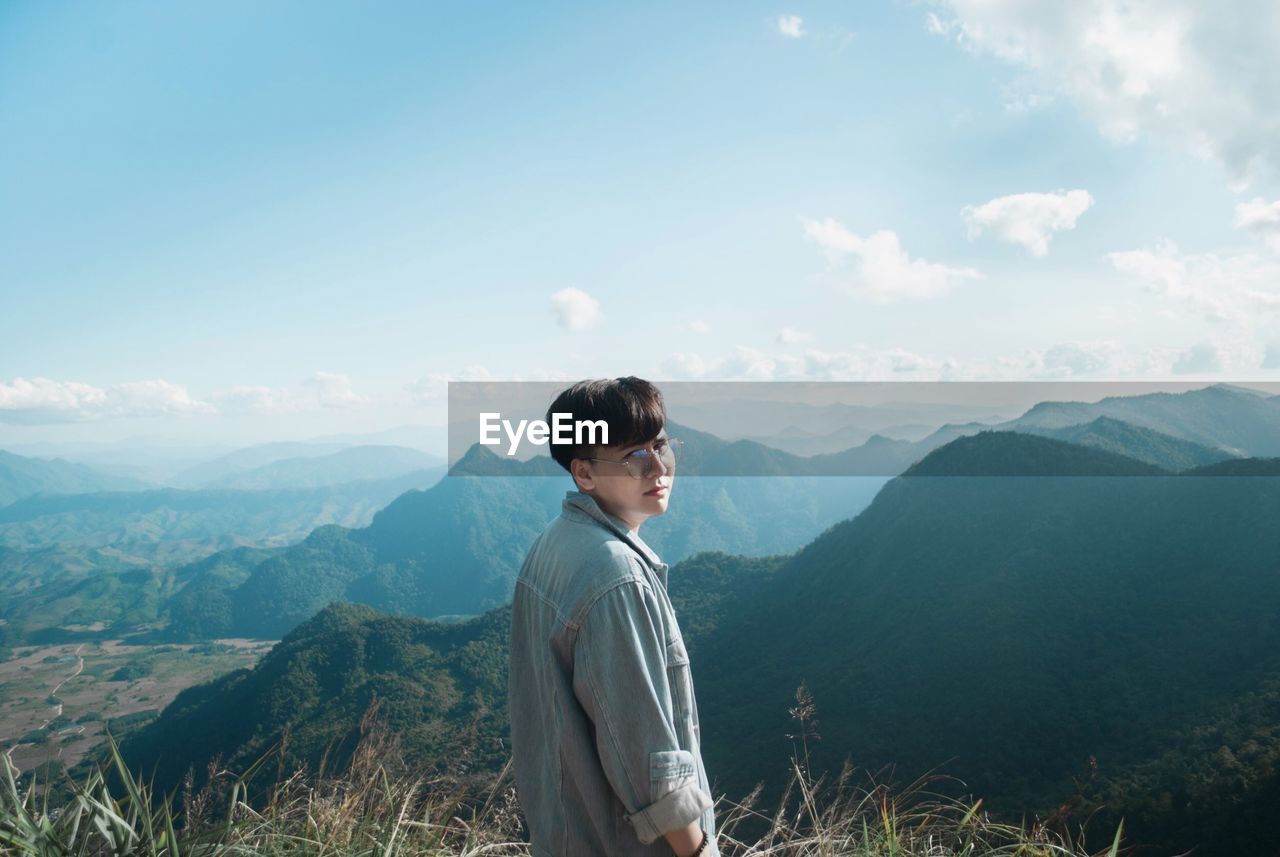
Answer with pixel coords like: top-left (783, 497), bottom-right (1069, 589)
top-left (583, 490), bottom-right (643, 536)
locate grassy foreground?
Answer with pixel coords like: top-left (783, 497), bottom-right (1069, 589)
top-left (1, 691), bottom-right (1127, 857)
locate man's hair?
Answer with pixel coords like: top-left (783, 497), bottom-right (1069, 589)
top-left (546, 377), bottom-right (666, 473)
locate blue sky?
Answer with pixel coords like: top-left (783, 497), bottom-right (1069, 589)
top-left (3, 0), bottom-right (1279, 444)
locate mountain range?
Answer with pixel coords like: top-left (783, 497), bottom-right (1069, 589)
top-left (114, 427), bottom-right (1280, 856)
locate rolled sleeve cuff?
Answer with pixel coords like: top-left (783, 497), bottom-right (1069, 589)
top-left (623, 782), bottom-right (714, 845)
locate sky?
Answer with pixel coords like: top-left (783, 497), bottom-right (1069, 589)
top-left (3, 0), bottom-right (1280, 445)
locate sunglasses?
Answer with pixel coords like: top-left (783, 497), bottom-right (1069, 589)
top-left (580, 437), bottom-right (683, 480)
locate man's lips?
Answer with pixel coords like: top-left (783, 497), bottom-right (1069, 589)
top-left (645, 485), bottom-right (669, 496)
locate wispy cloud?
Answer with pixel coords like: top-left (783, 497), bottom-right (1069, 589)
top-left (307, 371), bottom-right (369, 409)
top-left (0, 377), bottom-right (213, 424)
top-left (1236, 197), bottom-right (1280, 254)
top-left (661, 345), bottom-right (952, 381)
top-left (803, 217), bottom-right (982, 301)
top-left (928, 0), bottom-right (1280, 188)
top-left (660, 339), bottom-right (1261, 381)
top-left (776, 14), bottom-right (805, 38)
top-left (962, 189), bottom-right (1094, 256)
top-left (777, 326), bottom-right (813, 345)
top-left (551, 287), bottom-right (601, 331)
top-left (404, 366), bottom-right (494, 403)
top-left (1107, 239), bottom-right (1280, 324)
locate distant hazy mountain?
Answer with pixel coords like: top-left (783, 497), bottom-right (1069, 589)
top-left (1021, 416), bottom-right (1235, 471)
top-left (779, 386), bottom-right (1259, 476)
top-left (901, 430), bottom-right (1168, 476)
top-left (0, 467), bottom-right (445, 564)
top-left (0, 449), bottom-right (152, 507)
top-left (4, 427), bottom-right (445, 485)
top-left (454, 392), bottom-right (1258, 478)
top-left (740, 425), bottom-right (878, 456)
top-left (167, 441), bottom-right (357, 488)
top-left (664, 410), bottom-right (1234, 477)
top-left (205, 445), bottom-right (443, 490)
top-left (669, 397), bottom-right (1011, 442)
top-left (160, 424), bottom-right (887, 640)
top-left (1007, 383), bottom-right (1280, 455)
top-left (171, 435), bottom-right (445, 489)
top-left (304, 424), bottom-right (447, 456)
top-left (169, 464), bottom-right (884, 640)
top-left (743, 421), bottom-right (994, 456)
top-left (0, 440), bottom-right (235, 485)
top-left (449, 420), bottom-right (916, 477)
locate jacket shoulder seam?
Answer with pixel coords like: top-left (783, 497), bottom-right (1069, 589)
top-left (574, 559), bottom-right (654, 629)
top-left (514, 578), bottom-right (574, 629)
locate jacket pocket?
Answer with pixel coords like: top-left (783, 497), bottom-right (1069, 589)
top-left (666, 636), bottom-right (694, 719)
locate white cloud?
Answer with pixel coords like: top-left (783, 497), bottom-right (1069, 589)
top-left (686, 320), bottom-right (712, 334)
top-left (1107, 239), bottom-right (1280, 324)
top-left (661, 345), bottom-right (952, 381)
top-left (404, 373), bottom-right (450, 403)
top-left (659, 338), bottom-right (1280, 382)
top-left (307, 371), bottom-right (369, 409)
top-left (660, 352), bottom-right (711, 380)
top-left (404, 367), bottom-right (493, 405)
top-left (1107, 240), bottom-right (1280, 373)
top-left (928, 0), bottom-right (1280, 187)
top-left (777, 15), bottom-right (805, 38)
top-left (103, 379), bottom-right (212, 417)
top-left (550, 287), bottom-right (601, 331)
top-left (777, 326), bottom-right (813, 345)
top-left (405, 365), bottom-right (577, 405)
top-left (803, 217), bottom-right (982, 301)
top-left (458, 365), bottom-right (494, 382)
top-left (0, 377), bottom-right (213, 424)
top-left (0, 377), bottom-right (106, 424)
top-left (1236, 197), bottom-right (1280, 254)
top-left (1039, 341), bottom-right (1119, 375)
top-left (962, 189), bottom-right (1094, 256)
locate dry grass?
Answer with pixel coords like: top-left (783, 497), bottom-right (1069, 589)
top-left (0, 690), bottom-right (1128, 857)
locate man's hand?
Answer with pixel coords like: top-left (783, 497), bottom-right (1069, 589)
top-left (663, 821), bottom-right (705, 857)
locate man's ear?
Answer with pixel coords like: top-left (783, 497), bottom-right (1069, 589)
top-left (570, 458), bottom-right (594, 491)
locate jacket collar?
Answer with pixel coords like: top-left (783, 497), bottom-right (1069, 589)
top-left (562, 489), bottom-right (668, 576)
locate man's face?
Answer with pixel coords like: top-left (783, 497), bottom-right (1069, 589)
top-left (571, 429), bottom-right (674, 532)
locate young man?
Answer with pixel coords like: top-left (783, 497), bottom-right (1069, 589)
top-left (508, 377), bottom-right (719, 857)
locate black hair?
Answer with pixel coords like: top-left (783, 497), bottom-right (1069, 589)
top-left (545, 376), bottom-right (666, 473)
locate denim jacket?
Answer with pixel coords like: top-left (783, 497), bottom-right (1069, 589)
top-left (509, 489), bottom-right (719, 857)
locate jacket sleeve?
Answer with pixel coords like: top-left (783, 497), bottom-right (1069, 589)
top-left (572, 575), bottom-right (712, 843)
